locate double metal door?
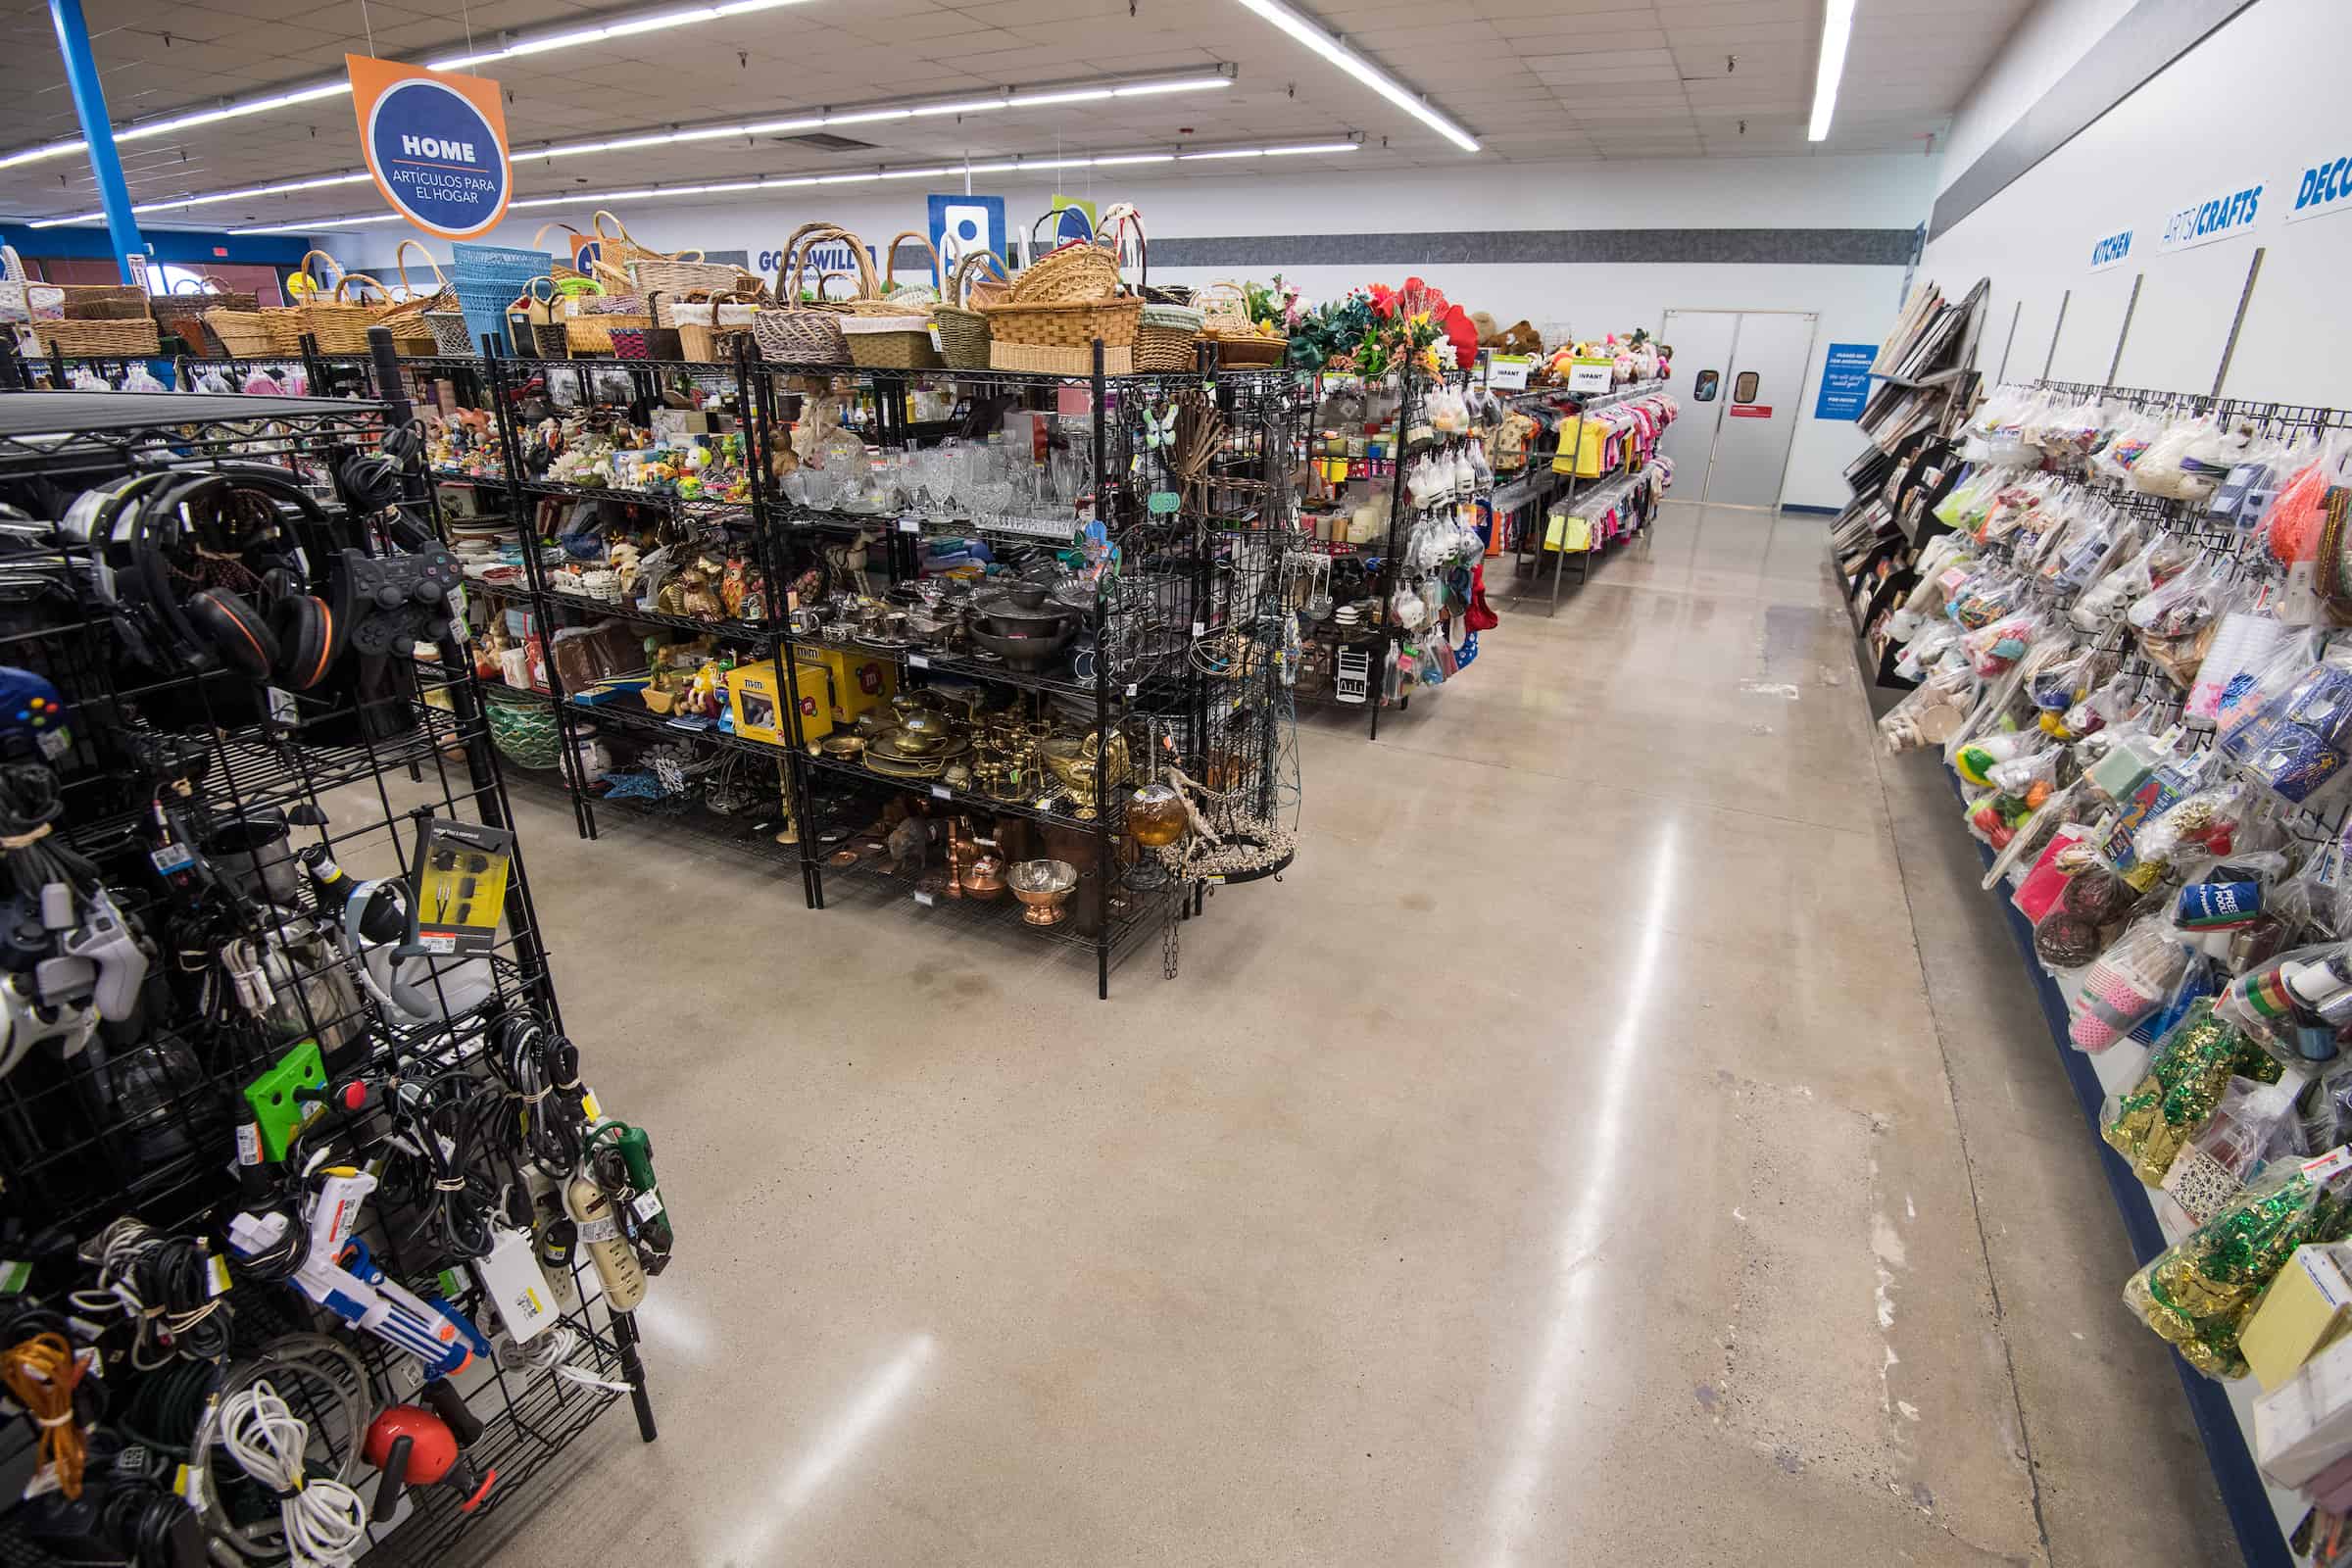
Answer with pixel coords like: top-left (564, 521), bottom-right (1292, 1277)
top-left (1657, 310), bottom-right (1817, 510)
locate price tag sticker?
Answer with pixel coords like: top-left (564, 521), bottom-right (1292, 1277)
top-left (907, 652), bottom-right (929, 669)
top-left (927, 325), bottom-right (943, 352)
top-left (1125, 683), bottom-right (1138, 697)
top-left (897, 516), bottom-right (921, 534)
top-left (930, 783), bottom-right (952, 800)
top-left (912, 889), bottom-right (936, 907)
top-left (1192, 621), bottom-right (1205, 637)
top-left (632, 1189), bottom-right (663, 1221)
top-left (206, 1254), bottom-right (231, 1298)
top-left (149, 843), bottom-right (194, 875)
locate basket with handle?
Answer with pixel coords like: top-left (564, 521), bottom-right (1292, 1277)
top-left (1008, 212), bottom-right (1118, 305)
top-left (609, 297), bottom-right (682, 361)
top-left (842, 312), bottom-right (941, 369)
top-left (876, 230), bottom-right (944, 309)
top-left (1095, 204), bottom-right (1192, 306)
top-left (257, 248), bottom-right (342, 352)
top-left (1135, 303), bottom-right (1203, 371)
top-left (303, 271), bottom-right (388, 354)
top-left (426, 310), bottom-right (479, 356)
top-left (374, 240), bottom-right (454, 354)
top-left (672, 286), bottom-right (762, 363)
top-left (933, 249), bottom-right (1007, 369)
top-left (0, 245), bottom-right (26, 325)
top-left (531, 222), bottom-right (587, 282)
top-left (1194, 282), bottom-right (1285, 368)
top-left (981, 295), bottom-right (1142, 350)
top-left (637, 255), bottom-right (757, 321)
top-left (589, 209), bottom-right (676, 275)
top-left (157, 277), bottom-right (254, 352)
top-left (752, 222), bottom-right (864, 366)
top-left (564, 279), bottom-right (652, 355)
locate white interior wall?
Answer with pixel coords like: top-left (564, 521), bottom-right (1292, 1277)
top-left (1936, 0), bottom-right (2137, 188)
top-left (322, 153), bottom-right (1941, 508)
top-left (1924, 0), bottom-right (2352, 404)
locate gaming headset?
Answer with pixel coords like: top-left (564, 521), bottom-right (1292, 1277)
top-left (74, 465), bottom-right (346, 688)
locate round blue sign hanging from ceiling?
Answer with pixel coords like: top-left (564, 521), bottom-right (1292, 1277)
top-left (363, 77), bottom-right (511, 238)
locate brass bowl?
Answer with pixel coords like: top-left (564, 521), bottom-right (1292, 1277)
top-left (898, 710), bottom-right (958, 746)
top-left (820, 733), bottom-right (866, 760)
top-left (1006, 858), bottom-right (1078, 926)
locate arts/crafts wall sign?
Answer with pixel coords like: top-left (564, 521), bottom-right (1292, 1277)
top-left (346, 55), bottom-right (513, 240)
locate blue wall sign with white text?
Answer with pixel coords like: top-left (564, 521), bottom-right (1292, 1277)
top-left (2089, 227), bottom-right (2133, 272)
top-left (928, 194), bottom-right (1006, 282)
top-left (2157, 180), bottom-right (2265, 255)
top-left (2288, 154), bottom-right (2352, 225)
top-left (1813, 342), bottom-right (1876, 421)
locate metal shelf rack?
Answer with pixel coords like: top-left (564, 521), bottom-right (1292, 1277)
top-left (0, 375), bottom-right (658, 1563)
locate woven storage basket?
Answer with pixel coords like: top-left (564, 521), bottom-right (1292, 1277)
top-left (638, 261), bottom-right (756, 323)
top-left (59, 283), bottom-right (154, 320)
top-left (1093, 204), bottom-right (1193, 306)
top-left (1206, 333), bottom-right (1288, 368)
top-left (425, 311), bottom-right (476, 356)
top-left (32, 317), bottom-right (159, 356)
top-left (980, 295), bottom-right (1141, 351)
top-left (532, 322), bottom-right (570, 358)
top-left (875, 230), bottom-right (943, 309)
top-left (205, 309), bottom-right (277, 356)
top-left (157, 278), bottom-right (254, 351)
top-left (673, 287), bottom-right (761, 363)
top-left (1134, 304), bottom-right (1202, 372)
top-left (302, 272), bottom-right (386, 354)
top-left (989, 341), bottom-right (1134, 376)
top-left (842, 313), bottom-right (941, 369)
top-left (1011, 213), bottom-right (1118, 304)
top-left (565, 301), bottom-right (653, 355)
top-left (589, 210), bottom-right (669, 274)
top-left (753, 222), bottom-right (860, 366)
top-left (377, 240), bottom-right (455, 320)
top-left (934, 250), bottom-right (1007, 370)
top-left (530, 223), bottom-right (587, 282)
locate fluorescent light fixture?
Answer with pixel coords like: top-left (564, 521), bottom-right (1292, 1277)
top-left (1808, 0), bottom-right (1855, 141)
top-left (1228, 0), bottom-right (1477, 152)
top-left (35, 71), bottom-right (1238, 231)
top-left (0, 0), bottom-right (819, 170)
top-left (228, 139), bottom-right (1327, 232)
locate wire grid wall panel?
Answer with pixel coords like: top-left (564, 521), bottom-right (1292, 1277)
top-left (0, 393), bottom-right (650, 1565)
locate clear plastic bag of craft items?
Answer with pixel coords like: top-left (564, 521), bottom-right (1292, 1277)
top-left (2261, 442), bottom-right (2341, 566)
top-left (2094, 408), bottom-right (2162, 485)
top-left (2218, 942), bottom-right (2352, 1071)
top-left (1878, 658), bottom-right (1977, 753)
top-left (2043, 499), bottom-right (2132, 594)
top-left (2186, 609), bottom-right (2293, 728)
top-left (1961, 609), bottom-right (2043, 678)
top-left (2132, 413), bottom-right (2229, 502)
top-left (2129, 556), bottom-right (2232, 687)
top-left (2073, 532), bottom-right (2190, 631)
top-left (2129, 776), bottom-right (2259, 889)
top-left (1887, 535), bottom-right (1977, 638)
top-left (1947, 563), bottom-right (2030, 630)
top-left (2013, 484), bottom-right (2082, 566)
top-left (1963, 748), bottom-right (2062, 851)
top-left (1977, 475), bottom-right (2056, 547)
top-left (2038, 395), bottom-right (2113, 465)
top-left (2216, 626), bottom-right (2327, 747)
top-left (1889, 619), bottom-right (1964, 685)
top-left (2226, 651), bottom-right (2352, 808)
top-left (2149, 1084), bottom-right (2314, 1245)
top-left (1932, 466), bottom-right (1997, 534)
top-left (2069, 910), bottom-right (2195, 1050)
top-left (1962, 382), bottom-right (2032, 455)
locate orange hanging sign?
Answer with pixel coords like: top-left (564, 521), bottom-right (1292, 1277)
top-left (346, 55), bottom-right (513, 241)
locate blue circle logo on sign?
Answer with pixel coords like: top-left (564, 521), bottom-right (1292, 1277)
top-left (366, 78), bottom-right (508, 237)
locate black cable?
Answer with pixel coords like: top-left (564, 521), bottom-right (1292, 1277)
top-left (491, 1006), bottom-right (588, 1177)
top-left (400, 1067), bottom-right (502, 1260)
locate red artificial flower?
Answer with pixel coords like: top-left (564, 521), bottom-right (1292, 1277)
top-left (1368, 283), bottom-right (1397, 319)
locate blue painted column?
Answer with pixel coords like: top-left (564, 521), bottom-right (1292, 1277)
top-left (46, 0), bottom-right (144, 284)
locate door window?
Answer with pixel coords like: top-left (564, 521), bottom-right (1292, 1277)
top-left (1733, 370), bottom-right (1760, 403)
top-left (1693, 369), bottom-right (1720, 402)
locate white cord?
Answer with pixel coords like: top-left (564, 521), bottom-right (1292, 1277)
top-left (495, 1326), bottom-right (633, 1395)
top-left (220, 1381), bottom-right (368, 1568)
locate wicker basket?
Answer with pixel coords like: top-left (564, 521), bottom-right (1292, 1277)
top-left (58, 283), bottom-right (152, 320)
top-left (302, 272), bottom-right (387, 354)
top-left (989, 342), bottom-right (1134, 376)
top-left (564, 304), bottom-right (653, 355)
top-left (1134, 303), bottom-right (1202, 372)
top-left (1094, 204), bottom-right (1192, 306)
top-left (31, 317), bottom-right (159, 356)
top-left (753, 222), bottom-right (860, 366)
top-left (639, 261), bottom-right (756, 323)
top-left (933, 250), bottom-right (1007, 369)
top-left (1198, 280), bottom-right (1253, 335)
top-left (876, 230), bottom-right (943, 309)
top-left (530, 223), bottom-right (587, 282)
top-left (377, 240), bottom-right (455, 321)
top-left (1011, 212), bottom-right (1118, 304)
top-left (532, 322), bottom-right (569, 359)
top-left (1205, 333), bottom-right (1288, 368)
top-left (589, 210), bottom-right (670, 275)
top-left (157, 278), bottom-right (255, 351)
top-left (673, 287), bottom-right (761, 363)
top-left (205, 309), bottom-right (277, 356)
top-left (842, 313), bottom-right (941, 369)
top-left (426, 311), bottom-right (477, 356)
top-left (980, 295), bottom-right (1142, 351)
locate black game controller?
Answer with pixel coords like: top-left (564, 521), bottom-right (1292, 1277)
top-left (339, 545), bottom-right (463, 659)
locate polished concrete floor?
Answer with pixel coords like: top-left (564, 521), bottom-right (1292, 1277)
top-left (450, 502), bottom-right (2239, 1566)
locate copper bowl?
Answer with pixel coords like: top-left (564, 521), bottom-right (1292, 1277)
top-left (961, 854), bottom-right (1006, 900)
top-left (1006, 858), bottom-right (1078, 926)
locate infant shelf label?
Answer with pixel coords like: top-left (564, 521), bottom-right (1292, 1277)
top-left (2155, 179), bottom-right (2265, 255)
top-left (346, 54), bottom-right (512, 240)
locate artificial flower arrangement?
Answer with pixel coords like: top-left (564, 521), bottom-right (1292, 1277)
top-left (1281, 276), bottom-right (1482, 377)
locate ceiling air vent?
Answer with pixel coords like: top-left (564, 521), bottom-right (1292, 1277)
top-left (774, 132), bottom-right (877, 151)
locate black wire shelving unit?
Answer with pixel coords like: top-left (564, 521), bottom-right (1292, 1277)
top-left (432, 339), bottom-right (1304, 997)
top-left (0, 379), bottom-right (657, 1563)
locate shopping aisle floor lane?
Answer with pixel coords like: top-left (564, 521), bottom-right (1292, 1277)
top-left (443, 501), bottom-right (2232, 1566)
